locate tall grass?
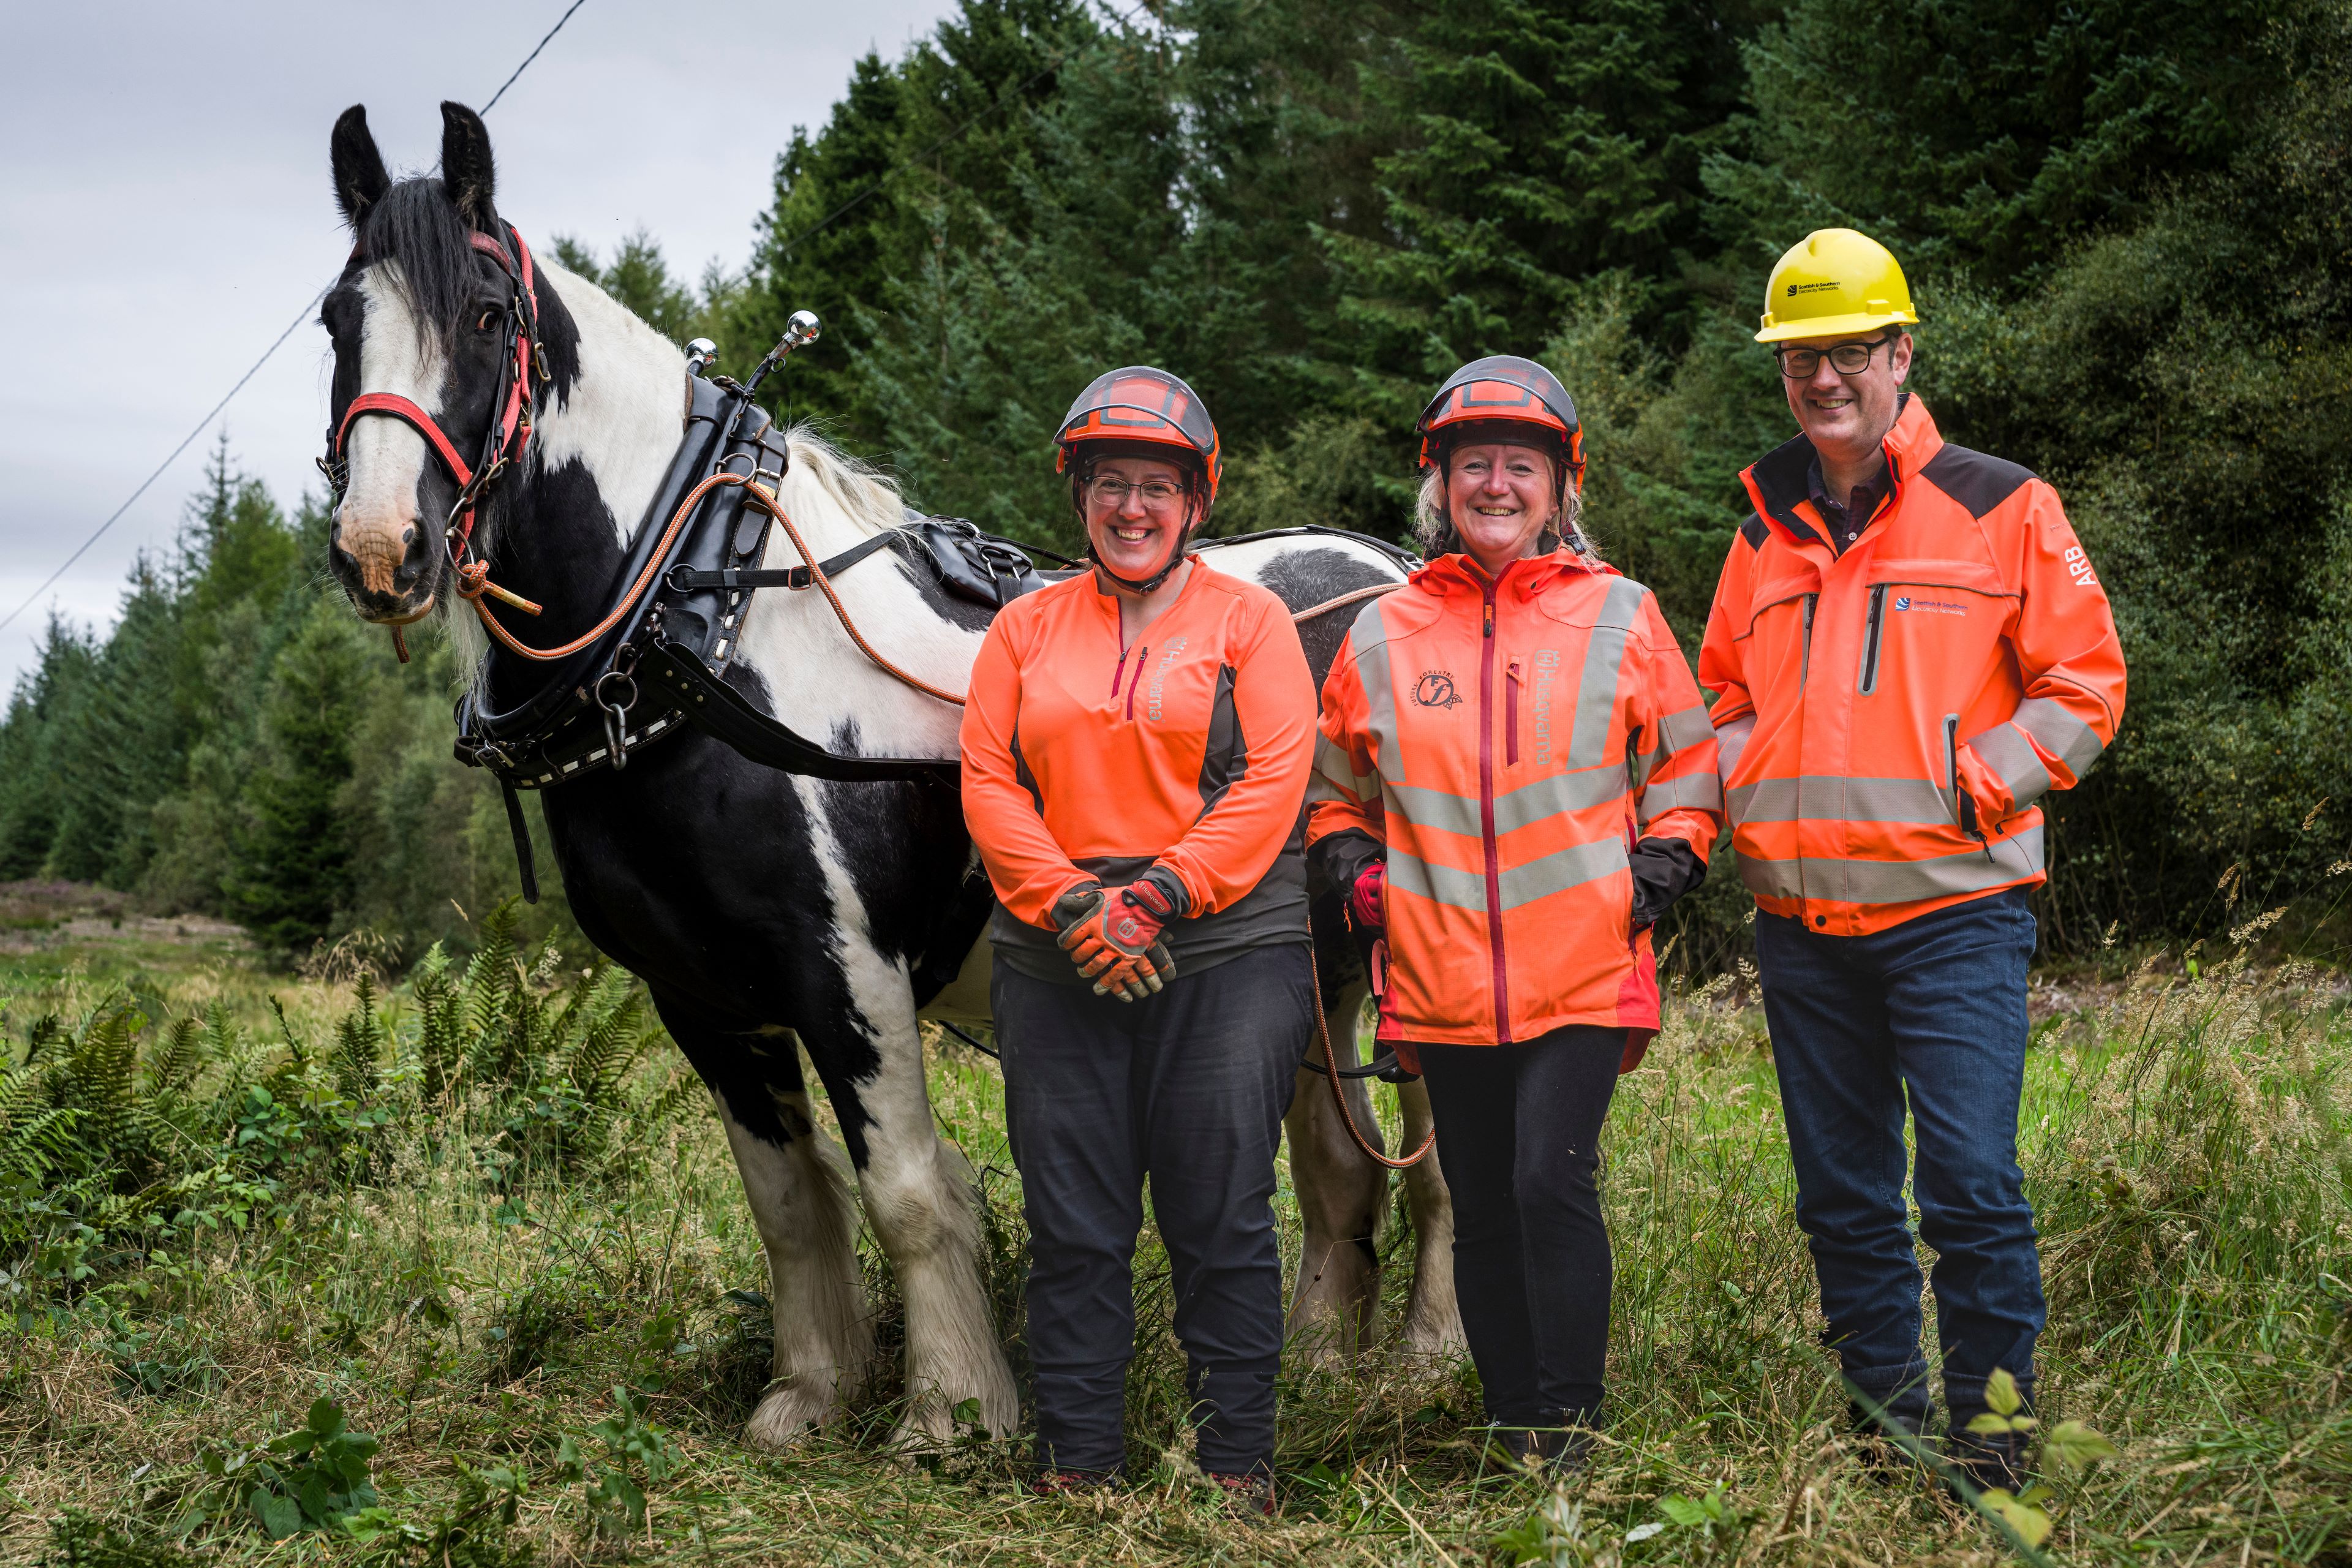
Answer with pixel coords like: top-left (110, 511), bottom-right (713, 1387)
top-left (1, 897), bottom-right (2346, 1565)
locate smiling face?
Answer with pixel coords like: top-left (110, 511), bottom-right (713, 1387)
top-left (1444, 443), bottom-right (1558, 575)
top-left (1081, 454), bottom-right (1194, 585)
top-left (1781, 330), bottom-right (1912, 469)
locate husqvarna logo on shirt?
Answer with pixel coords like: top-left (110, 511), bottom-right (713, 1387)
top-left (1532, 649), bottom-right (1561, 763)
top-left (1147, 637), bottom-right (1188, 720)
top-left (1893, 595), bottom-right (1966, 615)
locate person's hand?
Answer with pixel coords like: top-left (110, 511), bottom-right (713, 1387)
top-left (1054, 880), bottom-right (1178, 1000)
top-left (1348, 861), bottom-right (1387, 931)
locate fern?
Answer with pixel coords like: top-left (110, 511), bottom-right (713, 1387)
top-left (144, 1016), bottom-right (203, 1098)
top-left (334, 973), bottom-right (383, 1104)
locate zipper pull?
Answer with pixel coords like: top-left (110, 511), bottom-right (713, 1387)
top-left (1483, 598), bottom-right (1494, 638)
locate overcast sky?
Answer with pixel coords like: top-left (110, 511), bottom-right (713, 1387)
top-left (0, 0), bottom-right (962, 687)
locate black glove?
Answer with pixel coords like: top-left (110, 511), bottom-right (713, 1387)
top-left (1629, 837), bottom-right (1706, 932)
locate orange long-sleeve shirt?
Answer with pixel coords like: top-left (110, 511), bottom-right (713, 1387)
top-left (959, 561), bottom-right (1317, 981)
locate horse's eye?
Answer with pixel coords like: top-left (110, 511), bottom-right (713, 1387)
top-left (477, 309), bottom-right (499, 332)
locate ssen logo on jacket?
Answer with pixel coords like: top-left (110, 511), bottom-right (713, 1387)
top-left (1698, 394), bottom-right (2128, 937)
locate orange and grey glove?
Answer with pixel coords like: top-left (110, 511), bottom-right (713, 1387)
top-left (1053, 875), bottom-right (1182, 1001)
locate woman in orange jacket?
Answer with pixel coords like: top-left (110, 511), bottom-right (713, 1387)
top-left (959, 368), bottom-right (1317, 1511)
top-left (1306, 357), bottom-right (1724, 1461)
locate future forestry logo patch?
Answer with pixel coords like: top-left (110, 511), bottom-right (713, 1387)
top-left (1411, 671), bottom-right (1463, 709)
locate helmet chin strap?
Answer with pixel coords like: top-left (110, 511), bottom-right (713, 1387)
top-left (1086, 500), bottom-right (1199, 595)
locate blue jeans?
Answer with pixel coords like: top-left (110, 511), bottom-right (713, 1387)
top-left (1754, 888), bottom-right (2043, 1423)
top-left (993, 943), bottom-right (1312, 1477)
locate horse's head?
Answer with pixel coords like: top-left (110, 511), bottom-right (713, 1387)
top-left (322, 102), bottom-right (538, 625)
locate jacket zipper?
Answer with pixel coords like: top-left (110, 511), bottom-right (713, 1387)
top-left (1506, 657), bottom-right (1523, 767)
top-left (1946, 712), bottom-right (1994, 861)
top-left (1858, 584), bottom-right (1889, 694)
top-left (1799, 593), bottom-right (1818, 688)
top-left (1479, 586), bottom-right (1510, 1042)
top-left (1124, 646), bottom-right (1148, 721)
top-left (1110, 644), bottom-right (1131, 698)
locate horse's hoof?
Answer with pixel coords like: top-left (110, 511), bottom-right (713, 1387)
top-left (743, 1383), bottom-right (839, 1450)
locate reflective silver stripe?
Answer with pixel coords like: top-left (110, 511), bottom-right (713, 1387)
top-left (1658, 702), bottom-right (1716, 756)
top-left (1500, 837), bottom-right (1628, 907)
top-left (1967, 721), bottom-right (2050, 809)
top-left (1730, 776), bottom-right (1962, 825)
top-left (1313, 731), bottom-right (1373, 803)
top-left (2011, 695), bottom-right (2104, 778)
top-left (1566, 578), bottom-right (1649, 768)
top-left (1385, 844), bottom-right (1490, 911)
top-left (1388, 837), bottom-right (1628, 913)
top-left (1350, 596), bottom-right (1405, 782)
top-left (1386, 769), bottom-right (1625, 840)
top-left (1715, 714), bottom-right (1756, 784)
top-left (1641, 769), bottom-right (1723, 822)
top-left (1738, 823), bottom-right (2045, 905)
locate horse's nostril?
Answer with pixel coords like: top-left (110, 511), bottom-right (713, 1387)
top-left (401, 526), bottom-right (417, 546)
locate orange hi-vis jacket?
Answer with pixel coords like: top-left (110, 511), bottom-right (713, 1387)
top-left (1307, 551), bottom-right (1722, 1046)
top-left (959, 561), bottom-right (1317, 978)
top-left (1698, 395), bottom-right (2127, 937)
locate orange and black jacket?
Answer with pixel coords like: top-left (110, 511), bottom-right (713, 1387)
top-left (959, 561), bottom-right (1317, 982)
top-left (1305, 550), bottom-right (1722, 1046)
top-left (1697, 394), bottom-right (2127, 937)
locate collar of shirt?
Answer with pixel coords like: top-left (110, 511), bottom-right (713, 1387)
top-left (1806, 454), bottom-right (1892, 555)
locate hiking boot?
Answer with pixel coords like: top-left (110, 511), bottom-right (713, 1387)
top-left (1945, 1425), bottom-right (2030, 1497)
top-left (1030, 1467), bottom-right (1118, 1498)
top-left (1206, 1469), bottom-right (1276, 1518)
top-left (1849, 1398), bottom-right (1931, 1480)
top-left (1531, 1425), bottom-right (1596, 1474)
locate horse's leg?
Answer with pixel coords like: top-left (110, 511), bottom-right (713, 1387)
top-left (656, 1000), bottom-right (873, 1447)
top-left (1283, 979), bottom-right (1389, 1365)
top-left (1393, 1076), bottom-right (1465, 1355)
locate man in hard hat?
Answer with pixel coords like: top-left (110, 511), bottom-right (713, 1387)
top-left (1697, 229), bottom-right (2127, 1493)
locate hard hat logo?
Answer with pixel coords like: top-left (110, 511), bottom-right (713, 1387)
top-left (1756, 228), bottom-right (1919, 344)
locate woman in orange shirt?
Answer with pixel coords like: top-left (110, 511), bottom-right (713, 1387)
top-left (1307, 356), bottom-right (1723, 1464)
top-left (959, 368), bottom-right (1316, 1512)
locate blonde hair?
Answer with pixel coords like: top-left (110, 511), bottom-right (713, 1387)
top-left (1412, 451), bottom-right (1594, 559)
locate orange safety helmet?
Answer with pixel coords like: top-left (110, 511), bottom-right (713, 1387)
top-left (1417, 354), bottom-right (1592, 555)
top-left (1415, 354), bottom-right (1586, 492)
top-left (1054, 365), bottom-right (1223, 504)
top-left (1055, 365), bottom-right (1222, 593)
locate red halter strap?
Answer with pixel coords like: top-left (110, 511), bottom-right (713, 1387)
top-left (332, 227), bottom-right (541, 554)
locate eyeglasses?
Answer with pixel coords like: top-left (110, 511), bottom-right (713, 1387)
top-left (1084, 476), bottom-right (1186, 508)
top-left (1774, 338), bottom-right (1896, 379)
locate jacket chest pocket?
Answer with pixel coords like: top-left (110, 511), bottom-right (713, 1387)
top-left (1855, 560), bottom-right (2013, 695)
top-left (1742, 576), bottom-right (1823, 699)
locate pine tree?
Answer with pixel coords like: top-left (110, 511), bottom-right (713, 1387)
top-left (228, 598), bottom-right (372, 954)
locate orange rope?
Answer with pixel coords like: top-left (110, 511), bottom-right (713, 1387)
top-left (1310, 951), bottom-right (1435, 1169)
top-left (462, 472), bottom-right (966, 706)
top-left (1291, 582), bottom-right (1400, 625)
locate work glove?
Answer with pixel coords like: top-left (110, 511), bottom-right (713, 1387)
top-left (1054, 878), bottom-right (1179, 1001)
top-left (1348, 861), bottom-right (1387, 932)
top-left (1627, 837), bottom-right (1705, 933)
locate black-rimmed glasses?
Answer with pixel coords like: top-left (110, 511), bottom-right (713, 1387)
top-left (1775, 338), bottom-right (1896, 379)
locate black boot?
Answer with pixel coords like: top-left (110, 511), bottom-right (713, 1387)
top-left (1847, 1378), bottom-right (1932, 1478)
top-left (1944, 1423), bottom-right (2030, 1496)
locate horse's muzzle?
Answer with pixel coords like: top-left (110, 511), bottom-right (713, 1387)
top-left (329, 508), bottom-right (437, 622)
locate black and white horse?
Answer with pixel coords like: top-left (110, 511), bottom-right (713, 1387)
top-left (321, 102), bottom-right (1460, 1448)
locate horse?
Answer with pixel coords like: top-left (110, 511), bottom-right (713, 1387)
top-left (319, 100), bottom-right (1461, 1449)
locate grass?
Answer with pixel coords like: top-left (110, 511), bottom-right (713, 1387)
top-left (1, 884), bottom-right (2348, 1566)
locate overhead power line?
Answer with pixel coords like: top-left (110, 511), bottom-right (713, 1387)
top-left (0, 0), bottom-right (591, 639)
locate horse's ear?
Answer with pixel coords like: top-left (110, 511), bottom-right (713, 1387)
top-left (439, 101), bottom-right (497, 232)
top-left (330, 105), bottom-right (390, 231)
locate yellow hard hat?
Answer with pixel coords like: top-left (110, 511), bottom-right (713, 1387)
top-left (1754, 228), bottom-right (1918, 344)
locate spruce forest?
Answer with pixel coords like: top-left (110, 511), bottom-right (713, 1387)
top-left (6, 0), bottom-right (2350, 961)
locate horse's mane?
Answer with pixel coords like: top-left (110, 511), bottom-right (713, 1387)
top-left (353, 177), bottom-right (478, 358)
top-left (777, 424), bottom-right (912, 541)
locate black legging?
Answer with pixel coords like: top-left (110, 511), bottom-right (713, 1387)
top-left (1417, 1025), bottom-right (1623, 1428)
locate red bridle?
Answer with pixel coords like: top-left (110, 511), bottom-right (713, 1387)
top-left (329, 225), bottom-right (545, 565)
